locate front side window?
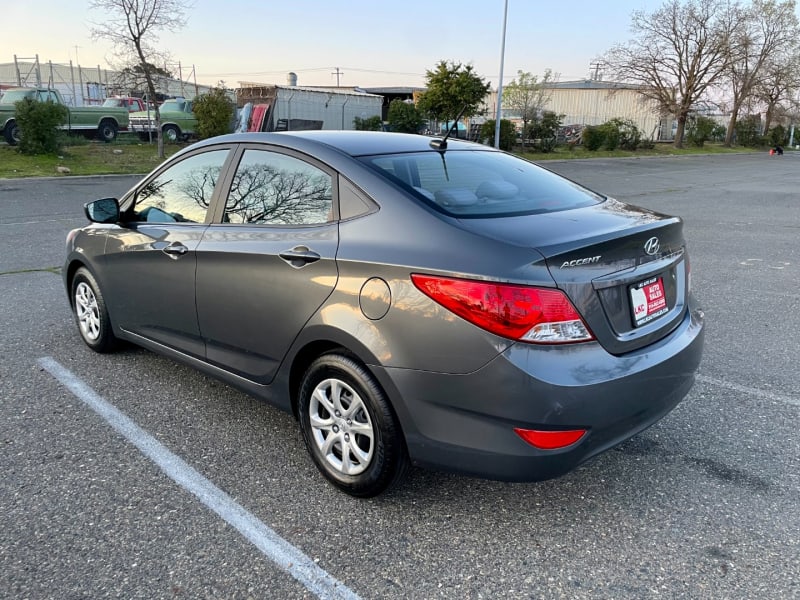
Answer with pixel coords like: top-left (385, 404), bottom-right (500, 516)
top-left (224, 149), bottom-right (333, 225)
top-left (133, 149), bottom-right (229, 223)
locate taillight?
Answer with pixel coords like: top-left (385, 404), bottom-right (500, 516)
top-left (411, 274), bottom-right (594, 344)
top-left (514, 428), bottom-right (587, 449)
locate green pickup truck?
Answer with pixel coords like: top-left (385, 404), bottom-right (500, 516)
top-left (0, 87), bottom-right (130, 145)
top-left (129, 98), bottom-right (198, 142)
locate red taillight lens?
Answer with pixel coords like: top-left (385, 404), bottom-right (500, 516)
top-left (514, 428), bottom-right (587, 449)
top-left (411, 274), bottom-right (594, 344)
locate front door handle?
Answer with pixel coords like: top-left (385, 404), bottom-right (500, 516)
top-left (279, 246), bottom-right (321, 267)
top-left (162, 241), bottom-right (189, 258)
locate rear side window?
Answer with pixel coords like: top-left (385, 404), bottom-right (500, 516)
top-left (360, 150), bottom-right (602, 218)
top-left (224, 149), bottom-right (333, 225)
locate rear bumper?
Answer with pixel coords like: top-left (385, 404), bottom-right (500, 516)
top-left (372, 306), bottom-right (704, 482)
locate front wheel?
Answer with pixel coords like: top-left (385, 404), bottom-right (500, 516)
top-left (298, 353), bottom-right (408, 497)
top-left (71, 267), bottom-right (117, 353)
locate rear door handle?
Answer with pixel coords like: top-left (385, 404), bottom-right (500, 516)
top-left (162, 242), bottom-right (189, 258)
top-left (279, 246), bottom-right (321, 267)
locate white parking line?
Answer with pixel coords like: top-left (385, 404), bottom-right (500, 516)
top-left (38, 356), bottom-right (361, 600)
top-left (697, 374), bottom-right (800, 408)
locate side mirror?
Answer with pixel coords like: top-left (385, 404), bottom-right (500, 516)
top-left (84, 197), bottom-right (120, 224)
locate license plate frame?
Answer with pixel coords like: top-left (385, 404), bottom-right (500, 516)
top-left (630, 276), bottom-right (668, 327)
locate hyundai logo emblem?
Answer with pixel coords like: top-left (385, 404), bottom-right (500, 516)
top-left (644, 237), bottom-right (660, 256)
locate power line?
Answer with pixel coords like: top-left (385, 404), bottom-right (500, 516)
top-left (201, 65), bottom-right (427, 79)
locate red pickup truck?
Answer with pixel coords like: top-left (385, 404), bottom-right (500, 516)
top-left (102, 97), bottom-right (146, 112)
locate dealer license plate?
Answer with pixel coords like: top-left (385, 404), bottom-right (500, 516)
top-left (630, 276), bottom-right (668, 327)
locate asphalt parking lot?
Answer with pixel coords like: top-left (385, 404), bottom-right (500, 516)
top-left (1, 153), bottom-right (798, 599)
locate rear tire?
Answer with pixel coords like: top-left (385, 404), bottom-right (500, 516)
top-left (298, 353), bottom-right (408, 497)
top-left (97, 120), bottom-right (118, 143)
top-left (162, 124), bottom-right (181, 143)
top-left (5, 121), bottom-right (20, 146)
top-left (71, 267), bottom-right (117, 353)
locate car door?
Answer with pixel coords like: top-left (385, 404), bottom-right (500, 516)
top-left (101, 147), bottom-right (234, 358)
top-left (195, 146), bottom-right (339, 383)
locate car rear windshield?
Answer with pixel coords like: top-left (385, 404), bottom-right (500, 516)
top-left (359, 150), bottom-right (603, 218)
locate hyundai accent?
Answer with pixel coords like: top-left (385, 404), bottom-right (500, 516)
top-left (64, 131), bottom-right (704, 497)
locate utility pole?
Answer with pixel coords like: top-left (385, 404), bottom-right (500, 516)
top-left (331, 67), bottom-right (343, 87)
top-left (494, 0), bottom-right (509, 149)
top-left (589, 61), bottom-right (604, 81)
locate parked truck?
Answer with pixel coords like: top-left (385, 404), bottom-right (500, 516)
top-left (128, 97), bottom-right (198, 142)
top-left (0, 87), bottom-right (129, 145)
top-left (102, 96), bottom-right (146, 112)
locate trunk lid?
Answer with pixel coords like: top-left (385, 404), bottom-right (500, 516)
top-left (457, 198), bottom-right (689, 354)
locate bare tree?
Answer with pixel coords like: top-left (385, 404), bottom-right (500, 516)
top-left (502, 69), bottom-right (556, 151)
top-left (754, 49), bottom-right (800, 132)
top-left (113, 62), bottom-right (173, 97)
top-left (225, 165), bottom-right (331, 225)
top-left (89, 0), bottom-right (191, 158)
top-left (603, 0), bottom-right (736, 148)
top-left (722, 0), bottom-right (799, 145)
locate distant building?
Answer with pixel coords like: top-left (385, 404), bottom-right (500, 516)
top-left (234, 83), bottom-right (383, 132)
top-left (485, 79), bottom-right (666, 140)
top-left (360, 87), bottom-right (426, 121)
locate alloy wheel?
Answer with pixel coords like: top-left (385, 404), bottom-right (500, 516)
top-left (308, 378), bottom-right (375, 476)
top-left (75, 281), bottom-right (101, 342)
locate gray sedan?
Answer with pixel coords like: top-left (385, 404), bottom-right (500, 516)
top-left (64, 131), bottom-right (704, 497)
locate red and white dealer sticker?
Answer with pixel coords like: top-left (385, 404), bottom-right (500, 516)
top-left (630, 276), bottom-right (668, 327)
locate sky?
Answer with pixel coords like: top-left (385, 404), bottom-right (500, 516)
top-left (5, 0), bottom-right (667, 89)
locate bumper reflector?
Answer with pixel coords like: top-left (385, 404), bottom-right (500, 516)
top-left (514, 427), bottom-right (587, 450)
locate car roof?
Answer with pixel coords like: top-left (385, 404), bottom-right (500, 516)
top-left (194, 130), bottom-right (497, 157)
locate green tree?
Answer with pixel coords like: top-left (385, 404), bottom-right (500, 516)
top-left (768, 123), bottom-right (788, 146)
top-left (353, 115), bottom-right (383, 131)
top-left (503, 69), bottom-right (555, 151)
top-left (417, 60), bottom-right (490, 124)
top-left (193, 87), bottom-right (234, 139)
top-left (607, 118), bottom-right (643, 150)
top-left (582, 118), bottom-right (644, 151)
top-left (480, 119), bottom-right (516, 151)
top-left (734, 115), bottom-right (763, 146)
top-left (526, 110), bottom-right (564, 153)
top-left (387, 99), bottom-right (425, 133)
top-left (14, 98), bottom-right (68, 155)
top-left (686, 114), bottom-right (718, 147)
top-left (582, 125), bottom-right (606, 151)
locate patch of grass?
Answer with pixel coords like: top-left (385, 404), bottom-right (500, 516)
top-left (514, 142), bottom-right (756, 161)
top-left (0, 137), bottom-right (182, 178)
